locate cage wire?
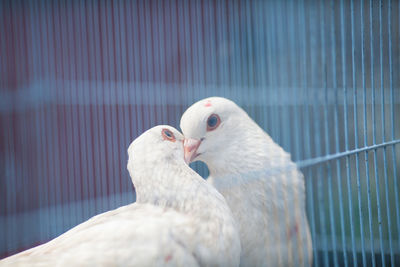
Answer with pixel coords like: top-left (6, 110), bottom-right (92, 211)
top-left (0, 0), bottom-right (399, 266)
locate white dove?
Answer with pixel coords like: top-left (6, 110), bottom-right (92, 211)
top-left (0, 125), bottom-right (241, 267)
top-left (180, 97), bottom-right (312, 267)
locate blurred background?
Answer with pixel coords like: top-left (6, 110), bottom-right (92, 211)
top-left (0, 0), bottom-right (399, 266)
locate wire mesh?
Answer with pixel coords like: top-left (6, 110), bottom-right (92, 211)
top-left (0, 0), bottom-right (399, 266)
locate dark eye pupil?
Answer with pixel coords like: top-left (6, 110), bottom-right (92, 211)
top-left (208, 116), bottom-right (218, 127)
top-left (165, 130), bottom-right (172, 137)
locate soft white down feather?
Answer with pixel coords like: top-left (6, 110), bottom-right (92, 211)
top-left (180, 97), bottom-right (312, 267)
top-left (0, 125), bottom-right (241, 267)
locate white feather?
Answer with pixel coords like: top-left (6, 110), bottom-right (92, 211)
top-left (1, 125), bottom-right (241, 267)
top-left (181, 97), bottom-right (312, 267)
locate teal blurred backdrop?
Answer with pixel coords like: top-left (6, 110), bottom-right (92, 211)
top-left (0, 0), bottom-right (399, 266)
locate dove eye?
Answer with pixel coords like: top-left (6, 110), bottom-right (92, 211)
top-left (206, 114), bottom-right (221, 131)
top-left (162, 129), bottom-right (176, 142)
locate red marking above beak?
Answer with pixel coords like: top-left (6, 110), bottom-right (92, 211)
top-left (204, 100), bottom-right (212, 107)
top-left (183, 138), bottom-right (202, 164)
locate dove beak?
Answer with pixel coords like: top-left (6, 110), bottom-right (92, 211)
top-left (183, 138), bottom-right (202, 164)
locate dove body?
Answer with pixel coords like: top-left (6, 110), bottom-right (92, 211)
top-left (1, 126), bottom-right (240, 267)
top-left (181, 97), bottom-right (312, 267)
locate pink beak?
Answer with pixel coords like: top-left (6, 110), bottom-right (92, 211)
top-left (183, 138), bottom-right (202, 164)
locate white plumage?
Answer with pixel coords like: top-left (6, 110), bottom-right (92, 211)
top-left (180, 97), bottom-right (312, 267)
top-left (1, 125), bottom-right (241, 267)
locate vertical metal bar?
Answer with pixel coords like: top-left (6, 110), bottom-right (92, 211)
top-left (124, 0), bottom-right (135, 148)
top-left (284, 1), bottom-right (319, 266)
top-left (18, 3), bottom-right (35, 247)
top-left (0, 0), bottom-right (10, 254)
top-left (309, 1), bottom-right (329, 266)
top-left (55, 0), bottom-right (69, 231)
top-left (13, 0), bottom-right (26, 247)
top-left (231, 0), bottom-right (240, 99)
top-left (93, 0), bottom-right (104, 208)
top-left (267, 2), bottom-right (279, 143)
top-left (112, 0), bottom-right (125, 206)
top-left (298, 2), bottom-right (319, 267)
top-left (369, 1), bottom-right (386, 265)
top-left (29, 1), bottom-right (47, 242)
top-left (317, 166), bottom-right (329, 267)
top-left (388, 0), bottom-right (400, 261)
top-left (150, 0), bottom-right (162, 127)
top-left (300, 0), bottom-right (311, 162)
top-left (99, 0), bottom-right (113, 208)
top-left (11, 6), bottom-right (24, 248)
top-left (179, 0), bottom-right (192, 137)
top-left (199, 0), bottom-right (206, 90)
top-left (69, 0), bottom-right (81, 223)
top-left (234, 0), bottom-right (242, 109)
top-left (288, 0), bottom-right (301, 162)
top-left (277, 5), bottom-right (296, 262)
top-left (158, 0), bottom-right (169, 124)
top-left (37, 0), bottom-right (51, 241)
top-left (162, 0), bottom-right (172, 123)
top-left (238, 0), bottom-right (247, 93)
top-left (119, 0), bottom-right (133, 203)
top-left (330, 0), bottom-right (348, 265)
top-left (340, 1), bottom-right (358, 265)
top-left (245, 0), bottom-right (254, 104)
top-left (188, 1), bottom-right (198, 89)
top-left (207, 1), bottom-right (217, 88)
top-left (9, 0), bottom-right (19, 249)
top-left (379, 0), bottom-right (394, 265)
top-left (86, 0), bottom-right (101, 214)
top-left (360, 0), bottom-right (376, 264)
top-left (66, 2), bottom-right (83, 226)
top-left (279, 1), bottom-right (291, 152)
top-left (257, 0), bottom-right (269, 138)
top-left (48, 0), bottom-right (63, 236)
top-left (254, 2), bottom-right (272, 263)
top-left (274, 0), bottom-right (285, 147)
top-left (263, 3), bottom-right (273, 139)
top-left (29, 0), bottom-right (48, 242)
top-left (92, 0), bottom-right (109, 211)
top-left (5, 107), bottom-right (17, 253)
top-left (2, 14), bottom-right (13, 246)
top-left (142, 0), bottom-right (156, 128)
top-left (218, 0), bottom-right (226, 90)
top-left (177, 0), bottom-right (188, 105)
top-left (176, 0), bottom-right (185, 118)
top-left (165, 0), bottom-right (175, 121)
top-left (224, 0), bottom-right (232, 96)
top-left (101, 0), bottom-right (113, 207)
top-left (320, 0), bottom-right (338, 265)
top-left (185, 0), bottom-right (193, 91)
top-left (274, 3), bottom-right (296, 263)
top-left (202, 0), bottom-right (210, 92)
top-left (263, 4), bottom-right (284, 265)
top-left (64, 0), bottom-right (79, 227)
top-left (78, 0), bottom-right (95, 218)
top-left (105, 0), bottom-right (118, 207)
top-left (132, 0), bottom-right (143, 136)
top-left (169, 0), bottom-right (181, 127)
top-left (350, 0), bottom-right (367, 265)
top-left (8, 0), bottom-right (22, 251)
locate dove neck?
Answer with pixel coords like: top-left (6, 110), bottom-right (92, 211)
top-left (133, 158), bottom-right (223, 216)
top-left (207, 124), bottom-right (290, 180)
top-left (131, 155), bottom-right (241, 262)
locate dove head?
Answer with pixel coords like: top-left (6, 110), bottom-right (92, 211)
top-left (127, 125), bottom-right (185, 187)
top-left (180, 97), bottom-right (264, 175)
